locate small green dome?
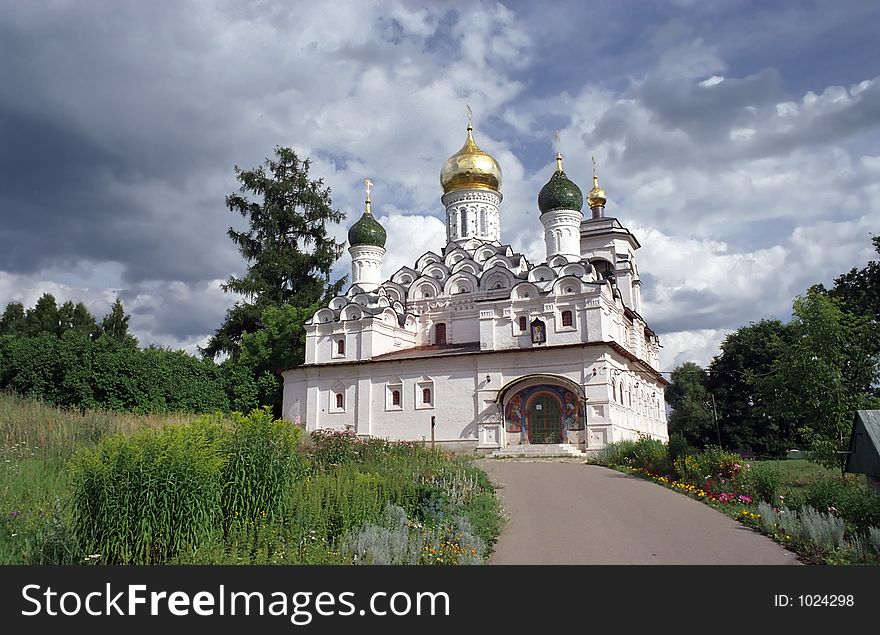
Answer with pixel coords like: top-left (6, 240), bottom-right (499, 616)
top-left (348, 211), bottom-right (386, 248)
top-left (538, 169), bottom-right (583, 214)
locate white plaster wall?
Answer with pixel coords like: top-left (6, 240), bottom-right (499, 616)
top-left (282, 343), bottom-right (669, 449)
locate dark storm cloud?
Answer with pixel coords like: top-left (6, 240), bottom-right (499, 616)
top-left (0, 3), bottom-right (258, 288)
top-left (121, 281), bottom-right (231, 343)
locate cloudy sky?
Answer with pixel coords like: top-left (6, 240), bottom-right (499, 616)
top-left (1, 0), bottom-right (878, 370)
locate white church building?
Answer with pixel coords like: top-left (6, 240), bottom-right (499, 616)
top-left (282, 124), bottom-right (669, 454)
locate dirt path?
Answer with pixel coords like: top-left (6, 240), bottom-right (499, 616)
top-left (480, 460), bottom-right (801, 565)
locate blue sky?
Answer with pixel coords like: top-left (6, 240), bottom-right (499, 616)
top-left (1, 0), bottom-right (878, 369)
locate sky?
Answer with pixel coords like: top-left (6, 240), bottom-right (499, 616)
top-left (1, 0), bottom-right (878, 371)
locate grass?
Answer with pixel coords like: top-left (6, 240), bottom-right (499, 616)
top-left (0, 392), bottom-right (197, 461)
top-left (0, 393), bottom-right (503, 565)
top-left (755, 459), bottom-right (836, 495)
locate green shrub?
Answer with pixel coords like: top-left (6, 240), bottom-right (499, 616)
top-left (666, 433), bottom-right (690, 463)
top-left (629, 438), bottom-right (672, 475)
top-left (738, 463), bottom-right (781, 503)
top-left (307, 427), bottom-right (362, 467)
top-left (70, 419), bottom-right (226, 564)
top-left (592, 440), bottom-right (638, 467)
top-left (799, 477), bottom-right (880, 531)
top-left (674, 446), bottom-right (746, 492)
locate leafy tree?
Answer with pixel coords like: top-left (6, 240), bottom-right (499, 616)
top-left (203, 146), bottom-right (346, 361)
top-left (101, 298), bottom-right (136, 345)
top-left (24, 293), bottom-right (60, 336)
top-left (820, 235), bottom-right (880, 325)
top-left (0, 302), bottom-right (26, 336)
top-left (233, 304), bottom-right (318, 412)
top-left (58, 301), bottom-right (101, 339)
top-left (665, 362), bottom-right (718, 448)
top-left (754, 290), bottom-right (880, 472)
top-left (707, 319), bottom-right (793, 457)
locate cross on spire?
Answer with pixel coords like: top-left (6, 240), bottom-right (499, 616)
top-left (554, 130), bottom-right (563, 171)
top-left (364, 178), bottom-right (373, 202)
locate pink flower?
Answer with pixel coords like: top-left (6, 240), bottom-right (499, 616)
top-left (737, 495), bottom-right (753, 504)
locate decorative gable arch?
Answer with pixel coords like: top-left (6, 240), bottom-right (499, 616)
top-left (444, 271), bottom-right (479, 296)
top-left (480, 265), bottom-right (517, 291)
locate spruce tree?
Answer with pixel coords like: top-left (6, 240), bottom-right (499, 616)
top-left (203, 146), bottom-right (346, 360)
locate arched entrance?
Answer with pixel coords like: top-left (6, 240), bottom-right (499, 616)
top-left (498, 375), bottom-right (586, 446)
top-left (525, 391), bottom-right (563, 444)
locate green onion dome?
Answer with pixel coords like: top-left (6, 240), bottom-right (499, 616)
top-left (538, 161), bottom-right (584, 214)
top-left (348, 210), bottom-right (386, 248)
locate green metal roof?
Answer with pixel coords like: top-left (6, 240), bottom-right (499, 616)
top-left (348, 211), bottom-right (386, 248)
top-left (538, 169), bottom-right (583, 214)
top-left (845, 410), bottom-right (880, 477)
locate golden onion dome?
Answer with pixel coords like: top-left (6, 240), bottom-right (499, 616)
top-left (440, 124), bottom-right (502, 194)
top-left (588, 173), bottom-right (607, 208)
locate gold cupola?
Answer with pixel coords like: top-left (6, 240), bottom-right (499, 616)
top-left (587, 174), bottom-right (607, 209)
top-left (587, 157), bottom-right (607, 211)
top-left (440, 124), bottom-right (503, 195)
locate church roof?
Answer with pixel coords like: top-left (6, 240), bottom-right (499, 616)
top-left (538, 155), bottom-right (583, 214)
top-left (307, 237), bottom-right (611, 328)
top-left (348, 210), bottom-right (386, 247)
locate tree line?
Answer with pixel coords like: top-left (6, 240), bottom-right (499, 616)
top-left (0, 147), bottom-right (345, 416)
top-left (666, 236), bottom-right (880, 470)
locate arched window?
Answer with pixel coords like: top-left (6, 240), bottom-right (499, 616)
top-left (335, 393), bottom-right (344, 409)
top-left (435, 322), bottom-right (447, 345)
top-left (392, 390), bottom-right (401, 406)
top-left (422, 388), bottom-right (432, 404)
top-left (480, 208), bottom-right (487, 235)
top-left (336, 339), bottom-right (345, 355)
top-left (561, 310), bottom-right (573, 327)
top-left (612, 380), bottom-right (617, 402)
top-left (460, 209), bottom-right (468, 237)
top-left (518, 316), bottom-right (527, 331)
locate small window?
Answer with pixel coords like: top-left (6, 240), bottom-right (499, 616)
top-left (422, 388), bottom-right (432, 404)
top-left (392, 390), bottom-right (400, 406)
top-left (561, 310), bottom-right (573, 327)
top-left (518, 316), bottom-right (527, 331)
top-left (435, 323), bottom-right (447, 345)
top-left (335, 393), bottom-right (344, 409)
top-left (336, 339), bottom-right (345, 355)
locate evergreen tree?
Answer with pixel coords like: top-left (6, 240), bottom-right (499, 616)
top-left (203, 146), bottom-right (346, 361)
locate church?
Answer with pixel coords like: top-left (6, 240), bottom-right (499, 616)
top-left (281, 123), bottom-right (669, 455)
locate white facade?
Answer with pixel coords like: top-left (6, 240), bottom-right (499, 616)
top-left (282, 140), bottom-right (668, 453)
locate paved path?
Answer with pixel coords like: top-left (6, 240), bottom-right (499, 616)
top-left (480, 460), bottom-right (801, 565)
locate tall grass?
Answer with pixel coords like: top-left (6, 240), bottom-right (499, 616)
top-left (70, 419), bottom-right (226, 564)
top-left (0, 392), bottom-right (196, 460)
top-left (221, 408), bottom-right (304, 539)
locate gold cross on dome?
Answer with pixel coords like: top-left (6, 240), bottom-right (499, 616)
top-left (364, 178), bottom-right (373, 202)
